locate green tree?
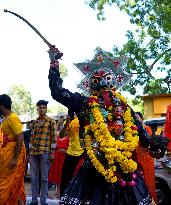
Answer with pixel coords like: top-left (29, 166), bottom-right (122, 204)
top-left (59, 64), bottom-right (68, 79)
top-left (86, 0), bottom-right (171, 95)
top-left (127, 97), bottom-right (144, 113)
top-left (47, 103), bottom-right (68, 115)
top-left (47, 64), bottom-right (68, 115)
top-left (8, 85), bottom-right (36, 117)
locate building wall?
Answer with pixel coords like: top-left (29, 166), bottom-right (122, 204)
top-left (144, 98), bottom-right (155, 120)
top-left (143, 94), bottom-right (171, 119)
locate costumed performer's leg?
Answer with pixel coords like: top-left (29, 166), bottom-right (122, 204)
top-left (61, 158), bottom-right (152, 205)
top-left (60, 153), bottom-right (84, 197)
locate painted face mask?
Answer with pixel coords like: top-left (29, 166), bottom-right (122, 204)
top-left (90, 68), bottom-right (116, 91)
top-left (75, 48), bottom-right (132, 94)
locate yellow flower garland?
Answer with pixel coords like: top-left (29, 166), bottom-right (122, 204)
top-left (85, 92), bottom-right (139, 183)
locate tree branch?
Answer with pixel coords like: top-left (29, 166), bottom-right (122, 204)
top-left (131, 72), bottom-right (145, 75)
top-left (147, 48), bottom-right (171, 73)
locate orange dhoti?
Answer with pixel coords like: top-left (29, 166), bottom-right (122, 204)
top-left (0, 142), bottom-right (26, 205)
top-left (136, 146), bottom-right (156, 203)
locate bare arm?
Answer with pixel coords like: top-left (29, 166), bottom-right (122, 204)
top-left (10, 132), bottom-right (24, 169)
top-left (13, 133), bottom-right (24, 159)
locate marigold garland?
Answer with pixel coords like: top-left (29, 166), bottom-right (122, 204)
top-left (85, 92), bottom-right (139, 184)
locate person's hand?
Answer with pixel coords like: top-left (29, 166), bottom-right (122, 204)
top-left (9, 157), bottom-right (18, 169)
top-left (48, 45), bottom-right (63, 61)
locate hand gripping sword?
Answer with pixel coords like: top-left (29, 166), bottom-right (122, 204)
top-left (4, 9), bottom-right (63, 61)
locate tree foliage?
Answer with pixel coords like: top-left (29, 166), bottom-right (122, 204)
top-left (59, 64), bottom-right (68, 79)
top-left (6, 65), bottom-right (68, 118)
top-left (86, 0), bottom-right (171, 95)
top-left (47, 102), bottom-right (68, 115)
top-left (127, 97), bottom-right (143, 113)
top-left (8, 85), bottom-right (36, 117)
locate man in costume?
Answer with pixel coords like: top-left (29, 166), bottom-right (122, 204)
top-left (0, 94), bottom-right (26, 205)
top-left (48, 47), bottom-right (168, 205)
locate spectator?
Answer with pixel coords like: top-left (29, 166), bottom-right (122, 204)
top-left (60, 115), bottom-right (84, 197)
top-left (0, 94), bottom-right (26, 205)
top-left (23, 120), bottom-right (34, 180)
top-left (48, 116), bottom-right (70, 198)
top-left (57, 116), bottom-right (65, 131)
top-left (29, 100), bottom-right (56, 205)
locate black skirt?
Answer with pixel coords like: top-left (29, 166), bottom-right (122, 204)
top-left (60, 158), bottom-right (152, 205)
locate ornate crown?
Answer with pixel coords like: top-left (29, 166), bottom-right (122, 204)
top-left (74, 48), bottom-right (132, 93)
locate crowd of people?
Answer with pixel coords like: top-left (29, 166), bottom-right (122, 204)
top-left (0, 46), bottom-right (170, 205)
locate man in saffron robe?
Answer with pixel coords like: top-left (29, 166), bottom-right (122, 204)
top-left (0, 94), bottom-right (26, 205)
top-left (135, 112), bottom-right (157, 203)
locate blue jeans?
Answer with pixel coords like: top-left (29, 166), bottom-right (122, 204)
top-left (30, 154), bottom-right (50, 204)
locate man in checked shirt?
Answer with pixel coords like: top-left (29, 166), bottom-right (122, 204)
top-left (29, 100), bottom-right (57, 205)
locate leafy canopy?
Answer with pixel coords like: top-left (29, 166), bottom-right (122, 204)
top-left (59, 64), bottom-right (68, 79)
top-left (8, 85), bottom-right (36, 117)
top-left (86, 0), bottom-right (171, 95)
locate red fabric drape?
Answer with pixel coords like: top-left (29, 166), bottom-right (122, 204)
top-left (164, 104), bottom-right (171, 151)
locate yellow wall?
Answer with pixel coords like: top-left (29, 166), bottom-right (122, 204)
top-left (143, 94), bottom-right (171, 120)
top-left (144, 98), bottom-right (154, 120)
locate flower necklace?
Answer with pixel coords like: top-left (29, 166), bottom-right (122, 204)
top-left (85, 91), bottom-right (139, 184)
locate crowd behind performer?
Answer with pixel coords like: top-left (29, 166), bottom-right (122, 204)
top-left (48, 47), bottom-right (167, 205)
top-left (164, 103), bottom-right (171, 157)
top-left (24, 120), bottom-right (35, 180)
top-left (48, 115), bottom-right (70, 198)
top-left (0, 94), bottom-right (26, 205)
top-left (57, 115), bottom-right (65, 131)
top-left (60, 114), bottom-right (84, 197)
top-left (135, 112), bottom-right (157, 203)
top-left (29, 100), bottom-right (57, 205)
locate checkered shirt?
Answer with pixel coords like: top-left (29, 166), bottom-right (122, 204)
top-left (30, 116), bottom-right (56, 155)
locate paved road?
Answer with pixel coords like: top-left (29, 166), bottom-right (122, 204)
top-left (25, 180), bottom-right (59, 205)
top-left (26, 196), bottom-right (59, 205)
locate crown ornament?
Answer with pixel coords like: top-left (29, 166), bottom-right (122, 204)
top-left (75, 48), bottom-right (132, 93)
